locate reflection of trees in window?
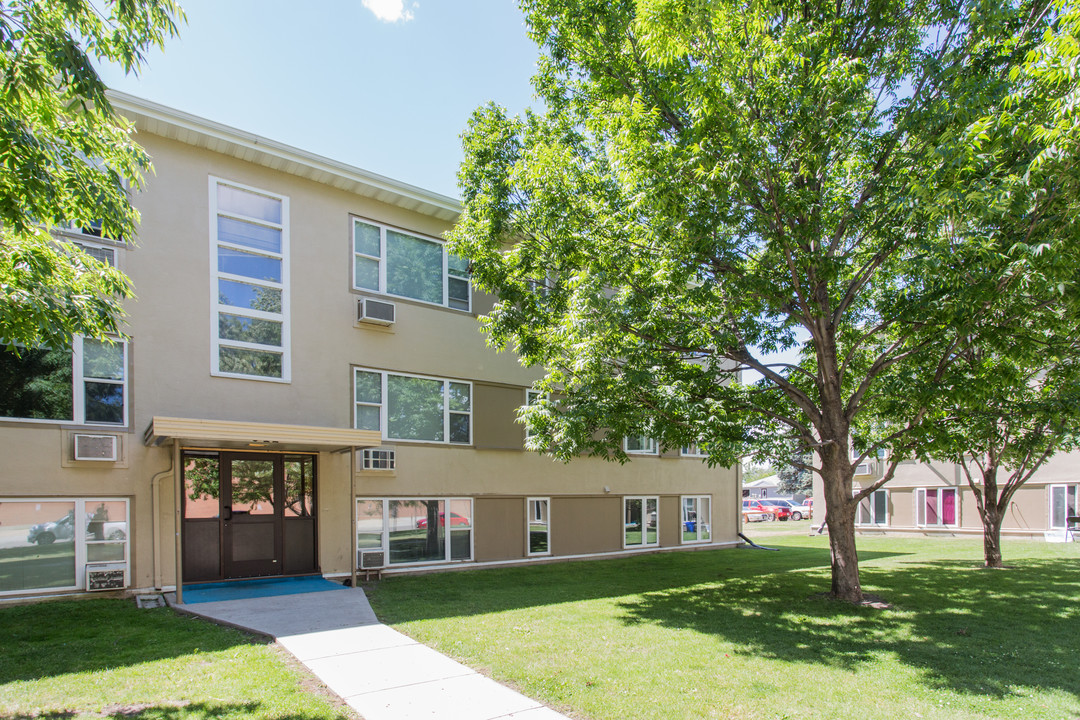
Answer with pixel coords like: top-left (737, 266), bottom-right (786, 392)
top-left (387, 375), bottom-right (444, 441)
top-left (184, 457), bottom-right (220, 502)
top-left (229, 460), bottom-right (275, 511)
top-left (0, 345), bottom-right (73, 420)
top-left (284, 456), bottom-right (314, 517)
top-left (386, 230), bottom-right (442, 304)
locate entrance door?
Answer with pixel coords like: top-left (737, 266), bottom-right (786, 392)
top-left (182, 451), bottom-right (318, 582)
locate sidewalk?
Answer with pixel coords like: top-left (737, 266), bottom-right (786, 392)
top-left (169, 585), bottom-right (570, 720)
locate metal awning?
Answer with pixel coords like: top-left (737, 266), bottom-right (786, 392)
top-left (143, 416), bottom-right (381, 452)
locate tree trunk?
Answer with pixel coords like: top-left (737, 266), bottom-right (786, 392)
top-left (822, 455), bottom-right (862, 602)
top-left (981, 506), bottom-right (1004, 569)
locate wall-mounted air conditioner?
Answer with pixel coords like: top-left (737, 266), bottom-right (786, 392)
top-left (74, 434), bottom-right (118, 462)
top-left (359, 550), bottom-right (385, 570)
top-left (854, 462), bottom-right (872, 476)
top-left (86, 562), bottom-right (128, 591)
top-left (361, 448), bottom-right (396, 471)
top-left (357, 297), bottom-right (396, 325)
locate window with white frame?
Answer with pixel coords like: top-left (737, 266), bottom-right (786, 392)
top-left (527, 497), bottom-right (550, 555)
top-left (625, 436), bottom-right (658, 455)
top-left (211, 178), bottom-right (289, 381)
top-left (354, 368), bottom-right (471, 444)
top-left (624, 496), bottom-right (659, 547)
top-left (681, 443), bottom-right (707, 458)
top-left (856, 489), bottom-right (888, 526)
top-left (0, 498), bottom-right (129, 595)
top-left (916, 487), bottom-right (958, 527)
top-left (355, 497), bottom-right (472, 565)
top-left (352, 217), bottom-right (470, 311)
top-left (681, 496), bottom-right (711, 543)
top-left (1049, 484), bottom-right (1078, 530)
top-left (0, 338), bottom-right (127, 425)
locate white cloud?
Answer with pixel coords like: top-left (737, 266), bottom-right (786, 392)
top-left (362, 0), bottom-right (416, 23)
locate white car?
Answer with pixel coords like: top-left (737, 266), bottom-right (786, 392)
top-left (768, 498), bottom-right (813, 521)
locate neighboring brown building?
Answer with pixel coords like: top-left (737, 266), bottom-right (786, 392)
top-left (0, 93), bottom-right (739, 600)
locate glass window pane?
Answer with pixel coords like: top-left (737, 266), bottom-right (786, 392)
top-left (218, 216), bottom-right (282, 254)
top-left (184, 456), bottom-right (220, 519)
top-left (354, 220), bottom-right (381, 257)
top-left (449, 499), bottom-right (472, 528)
top-left (218, 246), bottom-right (282, 283)
top-left (356, 404), bottom-right (380, 432)
top-left (449, 382), bottom-right (470, 412)
top-left (646, 498), bottom-right (658, 544)
top-left (85, 501), bottom-right (127, 541)
top-left (219, 279), bottom-right (282, 313)
top-left (355, 371), bottom-right (382, 404)
top-left (219, 347), bottom-right (283, 378)
top-left (450, 530), bottom-right (471, 560)
top-left (926, 491), bottom-right (939, 525)
top-left (386, 230), bottom-right (442, 304)
top-left (82, 340), bottom-right (123, 380)
top-left (625, 498), bottom-right (643, 546)
top-left (284, 456), bottom-right (315, 517)
top-left (448, 253), bottom-right (469, 277)
top-left (87, 543), bottom-right (125, 562)
top-left (873, 490), bottom-right (887, 524)
top-left (218, 313), bottom-right (283, 346)
top-left (231, 459), bottom-right (276, 516)
top-left (356, 500), bottom-right (384, 549)
top-left (218, 184), bottom-right (282, 223)
top-left (942, 489), bottom-right (956, 525)
top-left (682, 497), bottom-right (697, 542)
top-left (448, 277), bottom-right (469, 310)
top-left (387, 375), bottom-right (443, 441)
top-left (388, 500), bottom-right (444, 564)
top-left (84, 382), bottom-right (124, 424)
top-left (449, 413), bottom-right (470, 444)
top-left (354, 256), bottom-right (379, 291)
top-left (0, 501), bottom-right (77, 592)
top-left (0, 345), bottom-right (73, 421)
top-left (700, 497), bottom-right (710, 541)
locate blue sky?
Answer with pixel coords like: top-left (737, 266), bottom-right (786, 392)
top-left (100, 0), bottom-right (540, 199)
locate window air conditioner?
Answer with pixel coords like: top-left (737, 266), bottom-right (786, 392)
top-left (74, 434), bottom-right (118, 462)
top-left (86, 562), bottom-right (128, 591)
top-left (854, 462), bottom-right (872, 476)
top-left (357, 297), bottom-right (396, 325)
top-left (359, 550), bottom-right (385, 570)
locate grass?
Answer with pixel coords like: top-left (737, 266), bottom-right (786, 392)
top-left (0, 598), bottom-right (355, 720)
top-left (367, 527), bottom-right (1080, 720)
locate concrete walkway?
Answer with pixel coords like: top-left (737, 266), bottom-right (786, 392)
top-left (169, 586), bottom-right (570, 720)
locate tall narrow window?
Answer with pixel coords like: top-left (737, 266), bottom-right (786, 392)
top-left (1049, 484), bottom-right (1078, 530)
top-left (527, 497), bottom-right (550, 555)
top-left (857, 489), bottom-right (888, 525)
top-left (624, 496), bottom-right (659, 548)
top-left (681, 496), bottom-right (711, 543)
top-left (211, 178), bottom-right (289, 381)
top-left (916, 488), bottom-right (957, 527)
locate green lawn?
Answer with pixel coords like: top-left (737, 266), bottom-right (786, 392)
top-left (0, 598), bottom-right (355, 719)
top-left (368, 533), bottom-right (1080, 720)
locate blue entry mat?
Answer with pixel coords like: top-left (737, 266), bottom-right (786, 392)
top-left (181, 575), bottom-right (345, 604)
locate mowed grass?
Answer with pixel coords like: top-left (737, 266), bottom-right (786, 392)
top-left (368, 532), bottom-right (1080, 720)
top-left (0, 599), bottom-right (355, 719)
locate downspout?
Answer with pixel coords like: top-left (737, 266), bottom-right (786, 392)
top-left (173, 440), bottom-right (183, 604)
top-left (150, 447), bottom-right (176, 591)
top-left (350, 447), bottom-right (357, 590)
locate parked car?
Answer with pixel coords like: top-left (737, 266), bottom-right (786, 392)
top-left (759, 498), bottom-right (812, 521)
top-left (741, 506), bottom-right (771, 523)
top-left (26, 511), bottom-right (126, 545)
top-left (415, 512), bottom-right (470, 529)
top-left (785, 498), bottom-right (813, 521)
top-left (745, 499), bottom-right (793, 521)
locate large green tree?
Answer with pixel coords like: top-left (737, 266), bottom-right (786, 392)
top-left (450, 0), bottom-right (1070, 602)
top-left (0, 0), bottom-right (183, 350)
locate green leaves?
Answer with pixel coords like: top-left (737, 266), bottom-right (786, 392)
top-left (0, 0), bottom-right (183, 349)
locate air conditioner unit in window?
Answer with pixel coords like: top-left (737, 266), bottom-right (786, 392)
top-left (86, 562), bottom-right (128, 591)
top-left (357, 297), bottom-right (396, 325)
top-left (359, 550), bottom-right (385, 570)
top-left (74, 434), bottom-right (118, 462)
top-left (854, 462), bottom-right (872, 476)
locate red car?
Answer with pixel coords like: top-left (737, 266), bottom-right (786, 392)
top-left (415, 512), bottom-right (470, 529)
top-left (743, 499), bottom-right (792, 521)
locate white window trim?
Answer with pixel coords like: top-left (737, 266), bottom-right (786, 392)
top-left (623, 495), bottom-right (660, 549)
top-left (0, 497), bottom-right (130, 596)
top-left (856, 489), bottom-right (888, 526)
top-left (1049, 484), bottom-right (1079, 530)
top-left (351, 216), bottom-right (471, 312)
top-left (915, 487), bottom-right (959, 527)
top-left (624, 436), bottom-right (659, 455)
top-left (354, 497), bottom-right (474, 566)
top-left (354, 367), bottom-right (473, 445)
top-left (526, 496), bottom-right (551, 556)
top-left (680, 495), bottom-right (712, 544)
top-left (681, 443), bottom-right (707, 458)
top-left (0, 337), bottom-right (128, 427)
top-left (209, 176), bottom-right (291, 383)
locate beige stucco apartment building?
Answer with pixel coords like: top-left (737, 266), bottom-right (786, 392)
top-left (0, 93), bottom-right (739, 600)
top-left (813, 454), bottom-right (1079, 540)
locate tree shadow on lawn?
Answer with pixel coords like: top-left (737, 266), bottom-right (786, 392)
top-left (0, 599), bottom-right (262, 684)
top-left (616, 556), bottom-right (1080, 702)
top-left (0, 701), bottom-right (351, 719)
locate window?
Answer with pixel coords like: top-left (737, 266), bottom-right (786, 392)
top-left (1049, 484), bottom-right (1078, 530)
top-left (355, 498), bottom-right (472, 565)
top-left (681, 496), bottom-right (711, 543)
top-left (352, 217), bottom-right (470, 311)
top-left (354, 369), bottom-right (471, 444)
top-left (211, 178), bottom-right (289, 381)
top-left (527, 497), bottom-right (550, 555)
top-left (916, 488), bottom-right (958, 527)
top-left (361, 449), bottom-right (396, 471)
top-left (624, 496), bottom-right (659, 548)
top-left (0, 498), bottom-right (129, 595)
top-left (857, 489), bottom-right (888, 526)
top-left (681, 443), bottom-right (707, 458)
top-left (625, 436), bottom-right (658, 455)
top-left (0, 338), bottom-right (127, 425)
